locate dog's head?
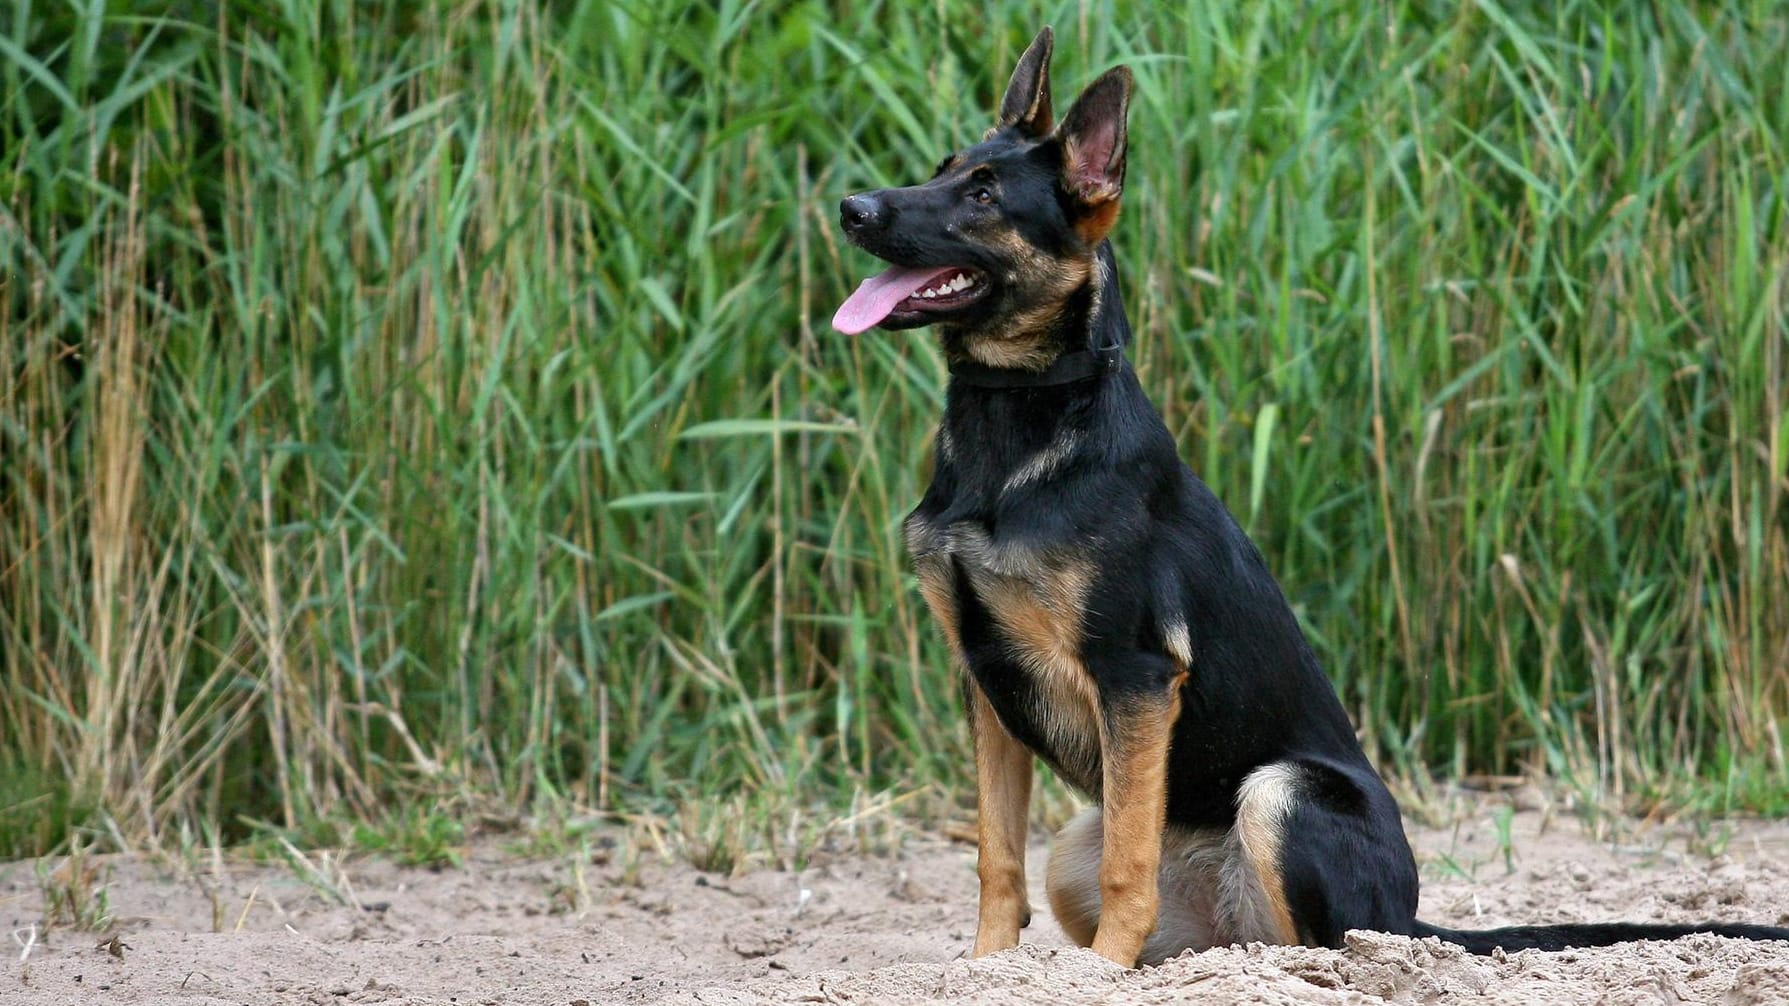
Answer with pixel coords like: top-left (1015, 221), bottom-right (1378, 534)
top-left (833, 27), bottom-right (1131, 369)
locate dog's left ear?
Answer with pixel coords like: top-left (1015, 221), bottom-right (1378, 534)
top-left (995, 27), bottom-right (1054, 136)
top-left (1055, 66), bottom-right (1131, 242)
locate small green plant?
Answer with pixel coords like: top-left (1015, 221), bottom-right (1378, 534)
top-left (239, 815), bottom-right (346, 863)
top-left (547, 845), bottom-right (596, 914)
top-left (1490, 805), bottom-right (1518, 876)
top-left (1685, 819), bottom-right (1736, 859)
top-left (1428, 851), bottom-right (1477, 883)
top-left (350, 808), bottom-right (465, 869)
top-left (268, 834), bottom-right (358, 907)
top-left (38, 841), bottom-right (113, 931)
top-left (507, 805), bottom-right (612, 860)
top-left (678, 795), bottom-right (753, 875)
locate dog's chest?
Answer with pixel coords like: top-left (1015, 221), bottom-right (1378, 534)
top-left (904, 510), bottom-right (1103, 793)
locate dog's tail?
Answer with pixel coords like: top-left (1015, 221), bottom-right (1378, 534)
top-left (1412, 919), bottom-right (1789, 954)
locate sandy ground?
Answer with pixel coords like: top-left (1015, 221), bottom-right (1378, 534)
top-left (4, 798), bottom-right (1789, 1005)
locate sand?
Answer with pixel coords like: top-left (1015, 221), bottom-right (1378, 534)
top-left (4, 800), bottom-right (1788, 1005)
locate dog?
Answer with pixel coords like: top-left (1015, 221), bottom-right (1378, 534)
top-left (832, 26), bottom-right (1789, 968)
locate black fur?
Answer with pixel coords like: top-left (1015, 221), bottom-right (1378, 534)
top-left (838, 26), bottom-right (1789, 961)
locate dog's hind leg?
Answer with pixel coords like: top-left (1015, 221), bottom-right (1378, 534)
top-left (1047, 810), bottom-right (1225, 965)
top-left (1052, 759), bottom-right (1419, 961)
top-left (1044, 806), bottom-right (1103, 949)
top-left (1056, 762), bottom-right (1304, 954)
top-left (1218, 759), bottom-right (1420, 948)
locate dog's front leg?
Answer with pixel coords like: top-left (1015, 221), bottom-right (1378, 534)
top-left (1089, 682), bottom-right (1181, 966)
top-left (970, 685), bottom-right (1033, 956)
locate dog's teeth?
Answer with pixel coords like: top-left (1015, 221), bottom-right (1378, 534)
top-left (914, 275), bottom-right (977, 301)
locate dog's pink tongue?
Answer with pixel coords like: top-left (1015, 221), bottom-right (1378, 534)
top-left (832, 265), bottom-right (941, 334)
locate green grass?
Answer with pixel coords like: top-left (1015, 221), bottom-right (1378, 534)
top-left (349, 808), bottom-right (464, 868)
top-left (1, 1), bottom-right (1785, 860)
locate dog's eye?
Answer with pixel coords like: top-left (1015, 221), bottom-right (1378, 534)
top-left (971, 188), bottom-right (994, 205)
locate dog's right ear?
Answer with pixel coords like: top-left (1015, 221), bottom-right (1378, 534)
top-left (993, 27), bottom-right (1054, 137)
top-left (1054, 65), bottom-right (1132, 244)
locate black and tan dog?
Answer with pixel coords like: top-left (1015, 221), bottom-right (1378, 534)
top-left (833, 27), bottom-right (1789, 968)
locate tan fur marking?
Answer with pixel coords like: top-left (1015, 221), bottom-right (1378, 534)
top-left (1074, 199), bottom-right (1122, 244)
top-left (967, 334), bottom-right (1058, 371)
top-left (996, 255), bottom-right (1094, 358)
top-left (905, 513), bottom-right (962, 659)
top-left (1233, 763), bottom-right (1303, 945)
top-left (972, 561), bottom-right (1102, 761)
top-left (1087, 680), bottom-right (1184, 966)
top-left (913, 555), bottom-right (962, 657)
top-left (970, 686), bottom-right (1034, 957)
top-left (955, 230), bottom-right (1094, 371)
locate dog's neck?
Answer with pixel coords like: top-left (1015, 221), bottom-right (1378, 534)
top-left (1081, 243), bottom-right (1133, 354)
top-left (931, 246), bottom-right (1148, 501)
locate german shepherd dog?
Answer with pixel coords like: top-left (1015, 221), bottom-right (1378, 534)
top-left (833, 27), bottom-right (1789, 968)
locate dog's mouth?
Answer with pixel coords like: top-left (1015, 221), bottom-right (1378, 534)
top-left (832, 265), bottom-right (990, 334)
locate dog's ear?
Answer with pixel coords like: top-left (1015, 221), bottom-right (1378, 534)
top-left (995, 27), bottom-right (1054, 137)
top-left (1055, 66), bottom-right (1131, 242)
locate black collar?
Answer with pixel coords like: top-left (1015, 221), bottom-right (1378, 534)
top-left (948, 341), bottom-right (1127, 389)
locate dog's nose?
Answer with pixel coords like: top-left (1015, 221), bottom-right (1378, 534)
top-left (840, 193), bottom-right (886, 234)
